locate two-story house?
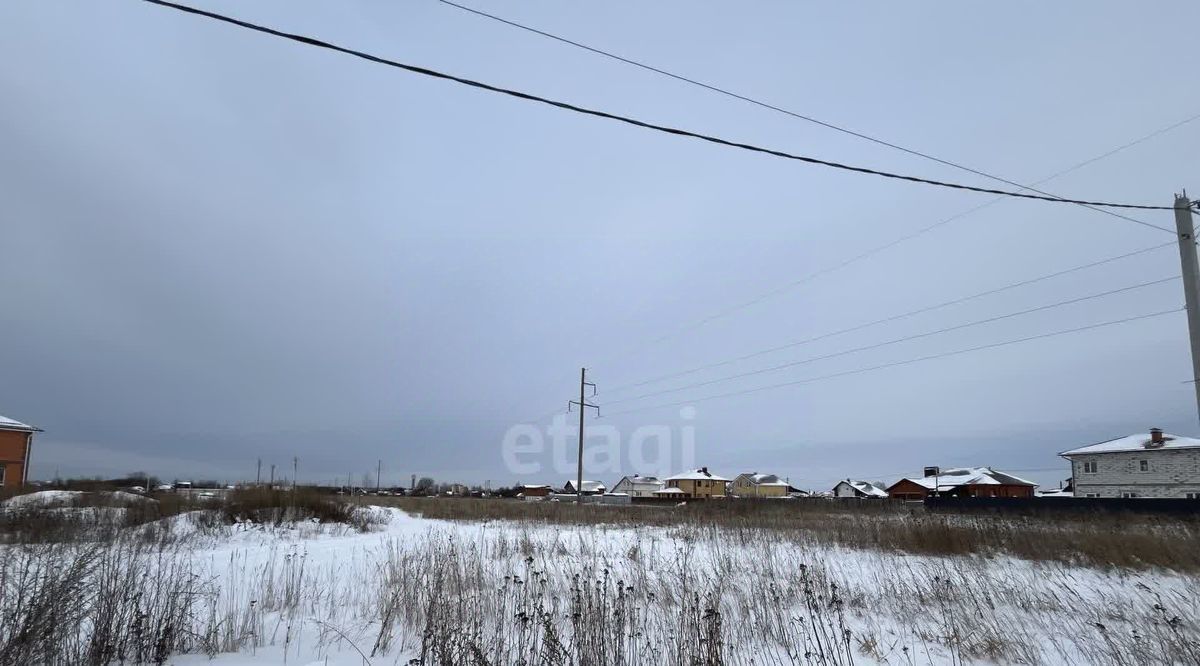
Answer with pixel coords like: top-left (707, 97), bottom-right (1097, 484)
top-left (659, 467), bottom-right (729, 499)
top-left (730, 473), bottom-right (792, 497)
top-left (0, 414), bottom-right (38, 490)
top-left (1060, 428), bottom-right (1200, 498)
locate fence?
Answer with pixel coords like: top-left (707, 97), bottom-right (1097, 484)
top-left (926, 496), bottom-right (1200, 517)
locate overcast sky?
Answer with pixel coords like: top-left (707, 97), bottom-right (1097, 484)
top-left (3, 1), bottom-right (1200, 490)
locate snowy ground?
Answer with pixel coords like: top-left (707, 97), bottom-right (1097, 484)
top-left (2, 496), bottom-right (1197, 664)
top-left (142, 506), bottom-right (1199, 665)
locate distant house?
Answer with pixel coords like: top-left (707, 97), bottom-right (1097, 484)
top-left (563, 479), bottom-right (606, 495)
top-left (887, 467), bottom-right (1036, 500)
top-left (518, 484), bottom-right (552, 499)
top-left (663, 467), bottom-right (729, 499)
top-left (1060, 428), bottom-right (1200, 499)
top-left (731, 473), bottom-right (792, 498)
top-left (0, 414), bottom-right (38, 490)
top-left (611, 474), bottom-right (664, 497)
top-left (832, 479), bottom-right (889, 499)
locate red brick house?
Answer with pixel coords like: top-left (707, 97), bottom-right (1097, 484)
top-left (0, 414), bottom-right (39, 490)
top-left (887, 467), bottom-right (1036, 500)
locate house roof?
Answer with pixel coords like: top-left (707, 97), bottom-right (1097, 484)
top-left (1060, 432), bottom-right (1200, 457)
top-left (736, 472), bottom-right (790, 486)
top-left (836, 479), bottom-right (889, 498)
top-left (666, 468), bottom-right (730, 482)
top-left (893, 467), bottom-right (1037, 491)
top-left (616, 474), bottom-right (662, 485)
top-left (520, 484), bottom-right (551, 489)
top-left (564, 480), bottom-right (606, 492)
top-left (654, 487), bottom-right (686, 494)
top-left (0, 414), bottom-right (38, 432)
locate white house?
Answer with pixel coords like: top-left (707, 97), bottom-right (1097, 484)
top-left (611, 474), bottom-right (664, 497)
top-left (1060, 428), bottom-right (1200, 499)
top-left (832, 479), bottom-right (889, 499)
top-left (563, 479), bottom-right (606, 495)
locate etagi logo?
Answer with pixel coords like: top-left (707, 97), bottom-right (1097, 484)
top-left (501, 407), bottom-right (698, 476)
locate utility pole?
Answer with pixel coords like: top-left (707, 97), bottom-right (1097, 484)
top-left (292, 456), bottom-right (298, 491)
top-left (269, 464), bottom-right (275, 489)
top-left (377, 460), bottom-right (382, 490)
top-left (256, 458), bottom-right (262, 486)
top-left (568, 367), bottom-right (598, 505)
top-left (1175, 192), bottom-right (1200, 423)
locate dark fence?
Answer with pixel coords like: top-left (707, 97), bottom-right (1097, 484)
top-left (925, 496), bottom-right (1200, 517)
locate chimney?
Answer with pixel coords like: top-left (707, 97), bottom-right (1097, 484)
top-left (701, 466), bottom-right (709, 476)
top-left (1151, 427), bottom-right (1164, 444)
top-left (923, 466), bottom-right (940, 478)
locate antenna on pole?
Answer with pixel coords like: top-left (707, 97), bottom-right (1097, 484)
top-left (569, 368), bottom-right (600, 505)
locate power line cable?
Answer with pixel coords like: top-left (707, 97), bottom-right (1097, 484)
top-left (437, 0), bottom-right (1192, 234)
top-left (601, 276), bottom-right (1179, 406)
top-left (139, 0), bottom-right (1183, 214)
top-left (601, 306), bottom-right (1185, 417)
top-left (593, 120), bottom-right (1197, 369)
top-left (600, 241), bottom-right (1177, 395)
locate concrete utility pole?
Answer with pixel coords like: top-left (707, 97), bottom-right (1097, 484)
top-left (292, 456), bottom-right (298, 491)
top-left (376, 460), bottom-right (382, 490)
top-left (568, 368), bottom-right (598, 505)
top-left (1175, 192), bottom-right (1200, 423)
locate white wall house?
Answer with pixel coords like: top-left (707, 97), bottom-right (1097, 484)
top-left (611, 474), bottom-right (664, 497)
top-left (1060, 428), bottom-right (1200, 499)
top-left (832, 479), bottom-right (888, 498)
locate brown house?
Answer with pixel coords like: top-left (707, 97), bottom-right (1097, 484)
top-left (0, 414), bottom-right (39, 490)
top-left (887, 467), bottom-right (1036, 500)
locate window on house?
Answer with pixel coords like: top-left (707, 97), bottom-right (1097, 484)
top-left (1186, 493), bottom-right (1200, 500)
top-left (1139, 460), bottom-right (1149, 472)
top-left (1121, 492), bottom-right (1139, 499)
top-left (0, 463), bottom-right (5, 486)
top-left (1085, 493), bottom-right (1100, 498)
top-left (1082, 461), bottom-right (1097, 474)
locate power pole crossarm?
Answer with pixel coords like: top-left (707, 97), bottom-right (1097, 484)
top-left (1174, 192), bottom-right (1200, 423)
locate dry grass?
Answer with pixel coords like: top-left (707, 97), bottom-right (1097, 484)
top-left (1, 500), bottom-right (1199, 664)
top-left (379, 496), bottom-right (1200, 572)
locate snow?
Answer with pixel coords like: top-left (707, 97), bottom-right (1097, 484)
top-left (1061, 431), bottom-right (1200, 455)
top-left (5, 502), bottom-right (1198, 664)
top-left (563, 479), bottom-right (605, 493)
top-left (839, 480), bottom-right (889, 497)
top-left (664, 468), bottom-right (730, 481)
top-left (2, 490), bottom-right (83, 507)
top-left (0, 413), bottom-right (36, 431)
top-left (899, 467), bottom-right (1037, 490)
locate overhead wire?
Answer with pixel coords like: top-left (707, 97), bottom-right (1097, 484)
top-left (139, 0), bottom-right (1182, 214)
top-left (436, 0), bottom-right (1195, 235)
top-left (601, 307), bottom-right (1186, 418)
top-left (600, 276), bottom-right (1180, 406)
top-left (599, 241), bottom-right (1178, 396)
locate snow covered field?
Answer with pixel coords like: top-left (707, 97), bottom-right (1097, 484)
top-left (2, 496), bottom-right (1199, 665)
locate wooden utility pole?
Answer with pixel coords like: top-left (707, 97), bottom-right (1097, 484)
top-left (256, 458), bottom-right (262, 486)
top-left (568, 368), bottom-right (598, 505)
top-left (293, 456), bottom-right (298, 491)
